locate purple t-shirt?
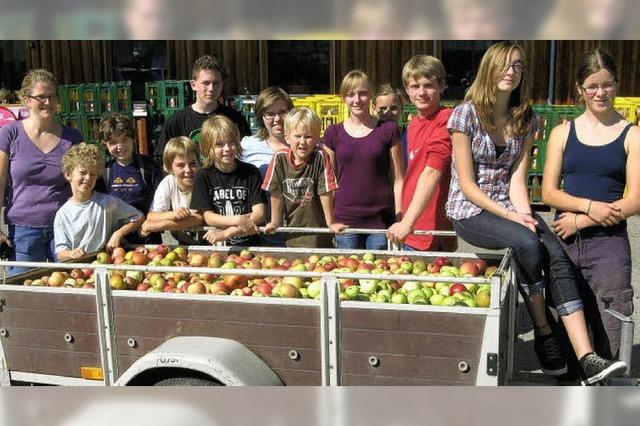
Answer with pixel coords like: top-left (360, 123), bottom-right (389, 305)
top-left (0, 121), bottom-right (83, 227)
top-left (323, 120), bottom-right (400, 228)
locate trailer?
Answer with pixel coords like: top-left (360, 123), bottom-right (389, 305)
top-left (0, 244), bottom-right (525, 386)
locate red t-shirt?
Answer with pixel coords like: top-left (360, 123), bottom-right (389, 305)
top-left (403, 106), bottom-right (455, 251)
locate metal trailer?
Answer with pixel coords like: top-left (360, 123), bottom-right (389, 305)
top-left (0, 245), bottom-right (517, 386)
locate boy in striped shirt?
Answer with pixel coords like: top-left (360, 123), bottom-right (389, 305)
top-left (262, 107), bottom-right (347, 247)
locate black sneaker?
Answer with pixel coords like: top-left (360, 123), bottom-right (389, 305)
top-left (579, 353), bottom-right (627, 385)
top-left (534, 333), bottom-right (568, 376)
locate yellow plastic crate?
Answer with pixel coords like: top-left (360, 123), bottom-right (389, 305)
top-left (614, 97), bottom-right (640, 125)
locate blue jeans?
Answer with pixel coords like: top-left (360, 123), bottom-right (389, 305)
top-left (7, 225), bottom-right (56, 276)
top-left (452, 211), bottom-right (583, 317)
top-left (335, 233), bottom-right (388, 250)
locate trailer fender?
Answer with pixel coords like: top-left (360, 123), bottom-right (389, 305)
top-left (115, 336), bottom-right (283, 386)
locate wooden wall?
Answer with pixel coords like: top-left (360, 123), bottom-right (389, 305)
top-left (24, 40), bottom-right (113, 84)
top-left (166, 40), bottom-right (261, 96)
top-left (22, 40), bottom-right (640, 103)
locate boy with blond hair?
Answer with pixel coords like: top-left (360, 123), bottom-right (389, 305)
top-left (141, 136), bottom-right (208, 244)
top-left (54, 144), bottom-right (144, 260)
top-left (386, 55), bottom-right (456, 252)
top-left (262, 107), bottom-right (347, 248)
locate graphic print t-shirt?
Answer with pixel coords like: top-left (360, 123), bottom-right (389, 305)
top-left (262, 149), bottom-right (337, 248)
top-left (190, 161), bottom-right (265, 245)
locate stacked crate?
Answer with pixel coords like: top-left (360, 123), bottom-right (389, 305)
top-left (58, 82), bottom-right (132, 145)
top-left (144, 80), bottom-right (193, 121)
top-left (291, 94), bottom-right (347, 136)
top-left (528, 104), bottom-right (583, 204)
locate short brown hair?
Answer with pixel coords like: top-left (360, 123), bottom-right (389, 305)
top-left (62, 143), bottom-right (105, 176)
top-left (339, 70), bottom-right (373, 100)
top-left (19, 69), bottom-right (57, 102)
top-left (200, 115), bottom-right (241, 168)
top-left (255, 86), bottom-right (294, 140)
top-left (401, 55), bottom-right (446, 88)
top-left (192, 55), bottom-right (228, 81)
top-left (163, 136), bottom-right (200, 174)
top-left (99, 113), bottom-right (135, 143)
top-left (575, 48), bottom-right (618, 105)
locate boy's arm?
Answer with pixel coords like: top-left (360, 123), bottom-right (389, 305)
top-left (142, 212), bottom-right (204, 234)
top-left (57, 248), bottom-right (86, 262)
top-left (106, 216), bottom-right (144, 251)
top-left (264, 195), bottom-right (284, 234)
top-left (320, 192), bottom-right (348, 233)
top-left (387, 166), bottom-right (442, 243)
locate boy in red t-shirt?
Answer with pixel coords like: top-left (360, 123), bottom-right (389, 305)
top-left (386, 55), bottom-right (457, 251)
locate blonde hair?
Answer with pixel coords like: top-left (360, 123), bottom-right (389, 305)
top-left (465, 41), bottom-right (534, 137)
top-left (199, 115), bottom-right (241, 168)
top-left (284, 107), bottom-right (322, 137)
top-left (339, 70), bottom-right (373, 100)
top-left (163, 136), bottom-right (200, 173)
top-left (254, 86), bottom-right (294, 140)
top-left (62, 143), bottom-right (105, 176)
top-left (373, 84), bottom-right (405, 113)
top-left (191, 55), bottom-right (228, 81)
top-left (19, 69), bottom-right (57, 102)
top-left (402, 55), bottom-right (446, 88)
top-left (99, 113), bottom-right (135, 142)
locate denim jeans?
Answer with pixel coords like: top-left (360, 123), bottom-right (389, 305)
top-left (560, 226), bottom-right (633, 358)
top-left (452, 211), bottom-right (583, 316)
top-left (335, 233), bottom-right (388, 250)
top-left (7, 225), bottom-right (56, 276)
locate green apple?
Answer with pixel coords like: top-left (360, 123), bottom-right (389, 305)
top-left (400, 261), bottom-right (413, 274)
top-left (344, 285), bottom-right (360, 299)
top-left (407, 289), bottom-right (427, 304)
top-left (429, 294), bottom-right (445, 306)
top-left (391, 293), bottom-right (408, 304)
top-left (307, 281), bottom-right (321, 299)
top-left (421, 287), bottom-right (434, 299)
top-left (373, 293), bottom-right (389, 303)
top-left (401, 281), bottom-right (421, 293)
top-left (362, 253), bottom-right (375, 262)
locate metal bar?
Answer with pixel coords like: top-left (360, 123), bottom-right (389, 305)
top-left (0, 260), bottom-right (491, 284)
top-left (605, 308), bottom-right (634, 374)
top-left (548, 40), bottom-right (557, 105)
top-left (320, 275), bottom-right (340, 386)
top-left (201, 226), bottom-right (457, 237)
top-left (94, 268), bottom-right (116, 385)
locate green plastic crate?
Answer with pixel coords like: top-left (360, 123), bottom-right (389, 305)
top-left (160, 80), bottom-right (193, 111)
top-left (59, 85), bottom-right (84, 114)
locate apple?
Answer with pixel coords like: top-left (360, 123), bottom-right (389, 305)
top-left (476, 290), bottom-right (491, 308)
top-left (442, 296), bottom-right (459, 306)
top-left (239, 249), bottom-right (253, 260)
top-left (63, 278), bottom-right (77, 287)
top-left (109, 273), bottom-right (127, 290)
top-left (429, 294), bottom-right (445, 306)
top-left (427, 263), bottom-right (441, 273)
top-left (112, 256), bottom-right (125, 264)
top-left (156, 244), bottom-right (169, 257)
top-left (308, 255), bottom-right (320, 264)
top-left (434, 256), bottom-right (451, 267)
top-left (421, 287), bottom-right (434, 299)
top-left (362, 253), bottom-right (375, 262)
top-left (484, 266), bottom-right (498, 277)
top-left (450, 283), bottom-right (467, 295)
top-left (473, 258), bottom-right (488, 275)
top-left (400, 261), bottom-right (413, 274)
top-left (134, 246), bottom-right (149, 255)
top-left (459, 261), bottom-right (479, 277)
top-left (223, 274), bottom-right (248, 290)
top-left (221, 261), bottom-right (236, 269)
top-left (255, 283), bottom-right (272, 296)
top-left (48, 271), bottom-right (67, 287)
top-left (173, 246), bottom-right (187, 260)
top-left (112, 247), bottom-right (126, 258)
top-left (208, 253), bottom-right (223, 268)
top-left (189, 253), bottom-right (207, 267)
top-left (131, 252), bottom-right (147, 265)
top-left (82, 268), bottom-right (94, 279)
top-left (82, 282), bottom-right (95, 289)
top-left (96, 252), bottom-right (111, 264)
top-left (391, 293), bottom-right (408, 304)
top-left (279, 283), bottom-right (301, 298)
top-left (282, 276), bottom-right (304, 289)
top-left (187, 282), bottom-right (207, 294)
top-left (229, 288), bottom-right (245, 296)
top-left (322, 261), bottom-right (337, 272)
top-left (344, 285), bottom-right (360, 299)
top-left (262, 256), bottom-right (277, 269)
top-left (31, 279), bottom-right (44, 286)
top-left (401, 281), bottom-right (421, 293)
top-left (70, 269), bottom-right (85, 280)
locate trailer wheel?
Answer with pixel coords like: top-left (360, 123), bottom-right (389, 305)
top-left (153, 376), bottom-right (221, 386)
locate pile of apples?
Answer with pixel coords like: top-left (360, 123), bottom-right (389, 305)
top-left (21, 245), bottom-right (496, 308)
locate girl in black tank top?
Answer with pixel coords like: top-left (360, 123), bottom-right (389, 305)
top-left (543, 48), bottom-right (640, 362)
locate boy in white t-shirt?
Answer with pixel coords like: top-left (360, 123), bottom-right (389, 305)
top-left (54, 144), bottom-right (144, 261)
top-left (141, 136), bottom-right (210, 244)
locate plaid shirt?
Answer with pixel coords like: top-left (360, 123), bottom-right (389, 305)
top-left (446, 102), bottom-right (539, 220)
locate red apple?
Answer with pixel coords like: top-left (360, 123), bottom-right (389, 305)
top-left (156, 244), bottom-right (169, 257)
top-left (136, 282), bottom-right (151, 291)
top-left (322, 261), bottom-right (337, 272)
top-left (223, 274), bottom-right (248, 290)
top-left (242, 286), bottom-right (253, 296)
top-left (450, 283), bottom-right (467, 295)
top-left (131, 252), bottom-right (147, 266)
top-left (459, 261), bottom-right (479, 277)
top-left (124, 276), bottom-right (138, 290)
top-left (255, 283), bottom-right (272, 296)
top-left (473, 259), bottom-right (488, 275)
top-left (210, 281), bottom-right (229, 295)
top-left (112, 247), bottom-right (126, 258)
top-left (134, 246), bottom-right (149, 255)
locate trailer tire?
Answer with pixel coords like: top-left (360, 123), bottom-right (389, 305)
top-left (152, 376), bottom-right (221, 386)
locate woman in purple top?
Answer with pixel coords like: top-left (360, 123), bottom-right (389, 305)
top-left (323, 70), bottom-right (404, 250)
top-left (0, 69), bottom-right (83, 275)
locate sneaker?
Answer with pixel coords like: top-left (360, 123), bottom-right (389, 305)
top-left (579, 353), bottom-right (627, 385)
top-left (534, 333), bottom-right (568, 376)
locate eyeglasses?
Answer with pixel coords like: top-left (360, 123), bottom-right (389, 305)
top-left (505, 62), bottom-right (524, 73)
top-left (581, 81), bottom-right (617, 97)
top-left (27, 94), bottom-right (57, 103)
top-left (263, 109), bottom-right (289, 120)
